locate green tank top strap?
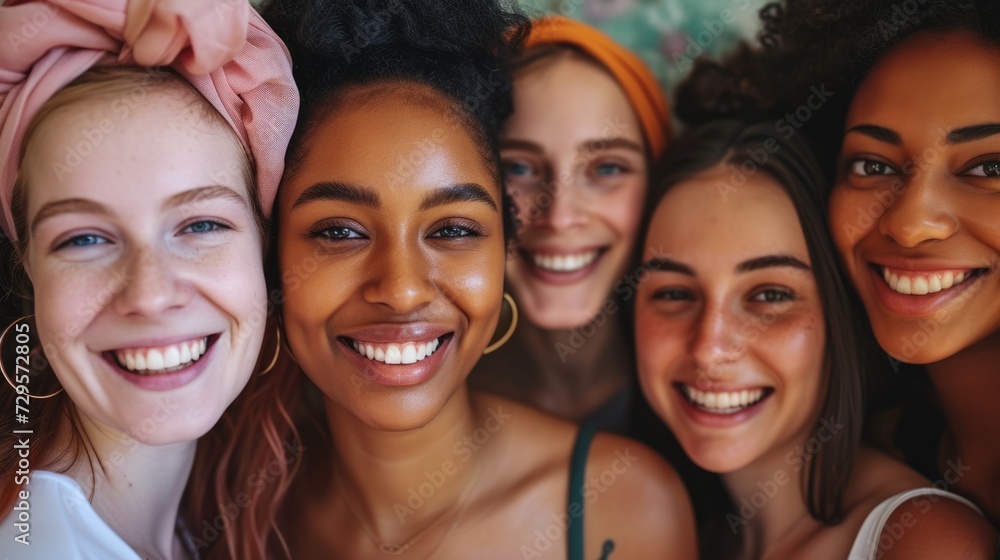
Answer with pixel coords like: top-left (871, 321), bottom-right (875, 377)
top-left (567, 419), bottom-right (615, 560)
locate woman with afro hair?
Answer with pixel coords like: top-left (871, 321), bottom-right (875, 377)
top-left (187, 1), bottom-right (698, 558)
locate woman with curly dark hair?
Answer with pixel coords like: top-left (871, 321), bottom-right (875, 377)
top-left (213, 1), bottom-right (697, 558)
top-left (740, 0), bottom-right (1000, 538)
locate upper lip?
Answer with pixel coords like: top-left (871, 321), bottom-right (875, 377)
top-left (866, 255), bottom-right (992, 273)
top-left (340, 323), bottom-right (453, 344)
top-left (520, 246), bottom-right (604, 256)
top-left (99, 332), bottom-right (218, 352)
top-left (677, 381), bottom-right (772, 392)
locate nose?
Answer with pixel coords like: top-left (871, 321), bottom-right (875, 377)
top-left (113, 246), bottom-right (194, 318)
top-left (878, 172), bottom-right (958, 248)
top-left (689, 301), bottom-right (745, 385)
top-left (534, 169), bottom-right (587, 232)
top-left (361, 239), bottom-right (436, 314)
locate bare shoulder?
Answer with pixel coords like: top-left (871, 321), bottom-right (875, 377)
top-left (876, 493), bottom-right (997, 560)
top-left (847, 448), bottom-right (997, 560)
top-left (581, 433), bottom-right (697, 559)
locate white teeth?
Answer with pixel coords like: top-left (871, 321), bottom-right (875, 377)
top-left (531, 250), bottom-right (599, 272)
top-left (114, 337), bottom-right (209, 375)
top-left (350, 337), bottom-right (444, 365)
top-left (681, 385), bottom-right (767, 414)
top-left (882, 268), bottom-right (975, 295)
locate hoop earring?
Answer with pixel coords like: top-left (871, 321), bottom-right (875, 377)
top-left (484, 293), bottom-right (518, 355)
top-left (257, 327), bottom-right (282, 377)
top-left (1, 315), bottom-right (64, 399)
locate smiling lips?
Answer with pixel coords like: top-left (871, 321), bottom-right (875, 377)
top-left (679, 384), bottom-right (770, 415)
top-left (880, 266), bottom-right (979, 295)
top-left (347, 336), bottom-right (444, 365)
top-left (528, 249), bottom-right (599, 273)
top-left (114, 337), bottom-right (209, 375)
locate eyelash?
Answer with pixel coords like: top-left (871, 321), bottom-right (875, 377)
top-left (750, 288), bottom-right (796, 303)
top-left (847, 158), bottom-right (898, 177)
top-left (53, 219), bottom-right (231, 251)
top-left (307, 220), bottom-right (485, 242)
top-left (180, 219), bottom-right (232, 235)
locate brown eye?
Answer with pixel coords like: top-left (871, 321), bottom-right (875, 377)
top-left (964, 161), bottom-right (1000, 177)
top-left (849, 159), bottom-right (895, 177)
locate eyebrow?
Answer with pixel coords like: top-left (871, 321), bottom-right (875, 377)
top-left (642, 255), bottom-right (811, 275)
top-left (500, 139), bottom-right (544, 153)
top-left (293, 181), bottom-right (380, 209)
top-left (419, 184), bottom-right (497, 212)
top-left (31, 199), bottom-right (111, 234)
top-left (164, 185), bottom-right (249, 210)
top-left (736, 255), bottom-right (811, 273)
top-left (580, 138), bottom-right (644, 154)
top-left (845, 124), bottom-right (901, 146)
top-left (946, 123), bottom-right (1000, 144)
top-left (30, 185), bottom-right (246, 235)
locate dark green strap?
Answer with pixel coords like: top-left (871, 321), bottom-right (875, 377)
top-left (568, 419), bottom-right (598, 560)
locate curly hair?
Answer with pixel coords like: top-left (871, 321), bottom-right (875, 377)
top-left (190, 2), bottom-right (530, 558)
top-left (673, 0), bottom-right (1000, 177)
top-left (262, 0), bottom-right (530, 243)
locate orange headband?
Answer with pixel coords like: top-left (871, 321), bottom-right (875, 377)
top-left (525, 16), bottom-right (671, 158)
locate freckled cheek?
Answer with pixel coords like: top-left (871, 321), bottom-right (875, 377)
top-left (754, 316), bottom-right (826, 400)
top-left (635, 309), bottom-right (689, 378)
top-left (32, 267), bottom-right (112, 341)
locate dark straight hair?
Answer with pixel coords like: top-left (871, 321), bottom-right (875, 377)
top-left (638, 118), bottom-right (868, 526)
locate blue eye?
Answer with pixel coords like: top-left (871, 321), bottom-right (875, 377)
top-left (751, 288), bottom-right (794, 303)
top-left (504, 161), bottom-right (533, 178)
top-left (60, 234), bottom-right (107, 249)
top-left (594, 162), bottom-right (626, 176)
top-left (848, 159), bottom-right (897, 177)
top-left (183, 220), bottom-right (227, 234)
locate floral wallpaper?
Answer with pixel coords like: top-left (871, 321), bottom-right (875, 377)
top-left (517, 0), bottom-right (770, 101)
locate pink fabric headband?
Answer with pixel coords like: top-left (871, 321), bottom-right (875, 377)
top-left (0, 0), bottom-right (299, 242)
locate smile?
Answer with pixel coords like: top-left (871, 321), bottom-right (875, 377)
top-left (679, 384), bottom-right (771, 415)
top-left (529, 249), bottom-right (600, 273)
top-left (113, 336), bottom-right (211, 375)
top-left (345, 335), bottom-right (447, 365)
top-left (879, 265), bottom-right (984, 295)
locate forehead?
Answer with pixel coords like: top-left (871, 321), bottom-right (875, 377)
top-left (646, 168), bottom-right (808, 264)
top-left (284, 88), bottom-right (496, 197)
top-left (848, 30), bottom-right (1000, 132)
top-left (506, 54), bottom-right (643, 144)
top-left (25, 87), bottom-right (246, 204)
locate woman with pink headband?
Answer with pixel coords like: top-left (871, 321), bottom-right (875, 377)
top-left (0, 1), bottom-right (297, 558)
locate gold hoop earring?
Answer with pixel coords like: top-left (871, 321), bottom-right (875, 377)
top-left (1, 315), bottom-right (64, 399)
top-left (257, 327), bottom-right (282, 376)
top-left (484, 293), bottom-right (518, 355)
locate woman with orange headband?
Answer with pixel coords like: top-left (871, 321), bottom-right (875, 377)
top-left (470, 16), bottom-right (671, 433)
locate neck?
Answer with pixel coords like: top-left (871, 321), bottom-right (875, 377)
top-left (720, 431), bottom-right (815, 558)
top-left (323, 385), bottom-right (489, 544)
top-left (512, 306), bottom-right (631, 393)
top-left (924, 330), bottom-right (1000, 499)
top-left (58, 413), bottom-right (195, 560)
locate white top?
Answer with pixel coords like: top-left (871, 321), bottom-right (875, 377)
top-left (848, 487), bottom-right (982, 559)
top-left (0, 470), bottom-right (141, 559)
